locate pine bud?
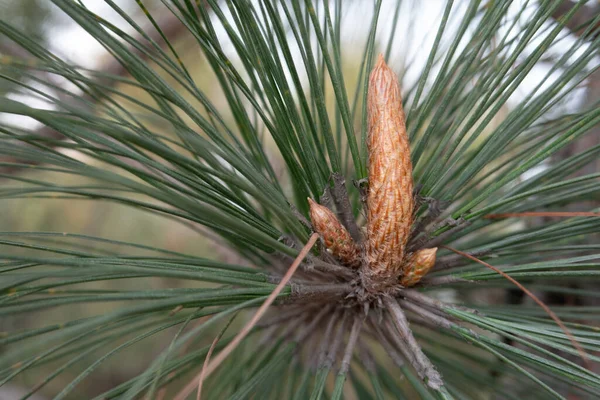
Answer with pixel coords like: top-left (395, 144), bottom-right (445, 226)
top-left (366, 54), bottom-right (414, 274)
top-left (401, 248), bottom-right (437, 287)
top-left (308, 198), bottom-right (361, 268)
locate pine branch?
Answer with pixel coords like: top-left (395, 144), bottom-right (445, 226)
top-left (383, 297), bottom-right (444, 390)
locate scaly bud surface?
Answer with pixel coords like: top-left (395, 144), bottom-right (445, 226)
top-left (401, 248), bottom-right (437, 287)
top-left (366, 55), bottom-right (414, 275)
top-left (308, 198), bottom-right (361, 268)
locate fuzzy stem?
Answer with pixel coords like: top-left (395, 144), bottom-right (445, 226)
top-left (331, 172), bottom-right (363, 243)
top-left (367, 318), bottom-right (405, 368)
top-left (278, 316), bottom-right (309, 342)
top-left (401, 298), bottom-right (454, 321)
top-left (408, 199), bottom-right (446, 251)
top-left (400, 289), bottom-right (478, 316)
top-left (290, 203), bottom-right (312, 228)
top-left (433, 249), bottom-right (492, 271)
top-left (320, 185), bottom-right (335, 211)
top-left (383, 319), bottom-right (429, 377)
top-left (256, 306), bottom-right (312, 328)
top-left (312, 311), bottom-right (341, 369)
top-left (398, 300), bottom-right (454, 330)
top-left (309, 257), bottom-right (355, 278)
top-left (421, 218), bottom-right (472, 249)
top-left (383, 297), bottom-right (444, 390)
top-left (294, 305), bottom-right (333, 343)
top-left (339, 316), bottom-right (363, 374)
top-left (418, 275), bottom-right (469, 286)
top-left (324, 312), bottom-right (349, 369)
top-left (358, 343), bottom-right (384, 372)
top-left (256, 325), bottom-right (280, 347)
top-left (289, 283), bottom-right (353, 303)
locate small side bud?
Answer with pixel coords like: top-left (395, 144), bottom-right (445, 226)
top-left (401, 248), bottom-right (437, 287)
top-left (308, 198), bottom-right (361, 268)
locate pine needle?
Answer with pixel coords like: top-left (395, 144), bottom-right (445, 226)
top-left (441, 245), bottom-right (591, 369)
top-left (174, 233), bottom-right (319, 400)
top-left (485, 211), bottom-right (600, 218)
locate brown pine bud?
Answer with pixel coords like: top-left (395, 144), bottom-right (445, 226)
top-left (308, 198), bottom-right (361, 268)
top-left (366, 54), bottom-right (414, 274)
top-left (401, 248), bottom-right (437, 287)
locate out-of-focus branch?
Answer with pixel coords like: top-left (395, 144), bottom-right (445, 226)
top-left (551, 1), bottom-right (600, 177)
top-left (1, 11), bottom-right (192, 174)
top-left (101, 13), bottom-right (190, 78)
top-left (551, 1), bottom-right (600, 40)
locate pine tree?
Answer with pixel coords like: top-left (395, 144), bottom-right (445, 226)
top-left (1, 1), bottom-right (599, 399)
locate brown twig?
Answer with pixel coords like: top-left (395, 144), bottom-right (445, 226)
top-left (441, 245), bottom-right (591, 368)
top-left (255, 325), bottom-right (280, 347)
top-left (419, 275), bottom-right (469, 286)
top-left (357, 343), bottom-right (379, 373)
top-left (383, 297), bottom-right (444, 389)
top-left (320, 185), bottom-right (335, 211)
top-left (322, 312), bottom-right (349, 369)
top-left (400, 289), bottom-right (478, 316)
top-left (311, 310), bottom-right (340, 368)
top-left (288, 283), bottom-right (353, 303)
top-left (421, 219), bottom-right (472, 249)
top-left (339, 316), bottom-right (363, 374)
top-left (173, 233), bottom-right (319, 400)
top-left (331, 173), bottom-right (363, 243)
top-left (196, 336), bottom-right (219, 400)
top-left (309, 257), bottom-right (355, 278)
top-left (294, 305), bottom-right (332, 343)
top-left (255, 305), bottom-right (312, 328)
top-left (399, 300), bottom-right (454, 330)
top-left (413, 196), bottom-right (446, 228)
top-left (409, 216), bottom-right (469, 250)
top-left (273, 316), bottom-right (307, 344)
top-left (368, 318), bottom-right (406, 368)
top-left (433, 249), bottom-right (492, 271)
top-left (290, 203), bottom-right (312, 229)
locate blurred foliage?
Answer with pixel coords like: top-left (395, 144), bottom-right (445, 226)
top-left (0, 0), bottom-right (54, 96)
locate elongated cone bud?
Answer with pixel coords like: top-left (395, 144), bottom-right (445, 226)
top-left (366, 54), bottom-right (414, 274)
top-left (401, 248), bottom-right (437, 287)
top-left (308, 198), bottom-right (361, 268)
